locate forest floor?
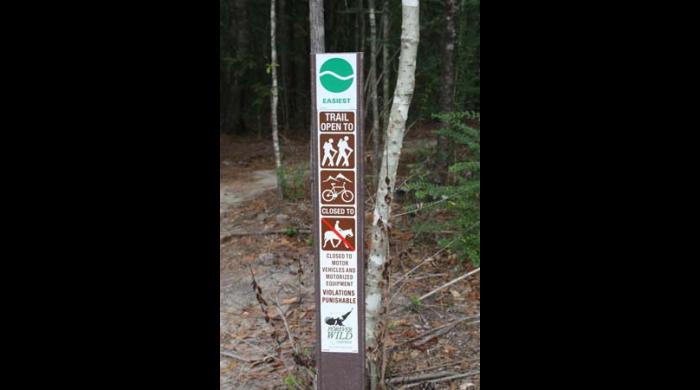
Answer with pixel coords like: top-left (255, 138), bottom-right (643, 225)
top-left (220, 128), bottom-right (480, 390)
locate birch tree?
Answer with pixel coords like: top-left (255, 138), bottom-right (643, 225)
top-left (270, 0), bottom-right (283, 199)
top-left (366, 0), bottom-right (420, 388)
top-left (368, 0), bottom-right (381, 178)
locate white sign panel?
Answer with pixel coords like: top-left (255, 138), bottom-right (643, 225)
top-left (316, 53), bottom-right (358, 111)
top-left (316, 53), bottom-right (359, 354)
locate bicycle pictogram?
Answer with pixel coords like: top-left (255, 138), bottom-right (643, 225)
top-left (322, 182), bottom-right (354, 203)
top-left (320, 170), bottom-right (355, 205)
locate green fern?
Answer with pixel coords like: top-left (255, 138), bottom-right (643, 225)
top-left (403, 112), bottom-right (480, 266)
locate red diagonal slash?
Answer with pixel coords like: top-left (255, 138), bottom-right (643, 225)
top-left (322, 218), bottom-right (355, 251)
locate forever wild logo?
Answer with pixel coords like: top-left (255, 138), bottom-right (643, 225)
top-left (320, 58), bottom-right (354, 93)
top-left (325, 309), bottom-right (354, 341)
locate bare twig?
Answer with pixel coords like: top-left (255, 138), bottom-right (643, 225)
top-left (410, 273), bottom-right (448, 281)
top-left (413, 322), bottom-right (458, 347)
top-left (390, 241), bottom-right (454, 289)
top-left (273, 295), bottom-right (298, 354)
top-left (235, 339), bottom-right (270, 355)
top-left (387, 370), bottom-right (457, 385)
top-left (403, 370), bottom-right (480, 388)
top-left (392, 358), bottom-right (476, 377)
top-left (390, 197), bottom-right (450, 219)
top-left (220, 350), bottom-right (276, 364)
top-left (220, 351), bottom-right (255, 362)
top-left (390, 315), bottom-right (479, 350)
top-left (221, 229), bottom-right (310, 242)
top-left (419, 268), bottom-right (480, 302)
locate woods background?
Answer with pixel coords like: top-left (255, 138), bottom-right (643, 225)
top-left (220, 0), bottom-right (480, 138)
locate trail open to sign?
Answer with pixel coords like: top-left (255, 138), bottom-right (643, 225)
top-left (320, 111), bottom-right (355, 132)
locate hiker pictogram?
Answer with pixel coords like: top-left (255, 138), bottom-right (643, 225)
top-left (322, 138), bottom-right (337, 166)
top-left (336, 136), bottom-right (353, 167)
top-left (321, 170), bottom-right (355, 204)
top-left (320, 134), bottom-right (354, 169)
top-left (321, 218), bottom-right (355, 251)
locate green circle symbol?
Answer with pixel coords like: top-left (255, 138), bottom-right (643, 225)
top-left (320, 58), bottom-right (354, 93)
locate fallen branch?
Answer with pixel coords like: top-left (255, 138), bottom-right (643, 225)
top-left (220, 350), bottom-right (275, 364)
top-left (391, 358), bottom-right (475, 377)
top-left (390, 196), bottom-right (449, 219)
top-left (387, 271), bottom-right (448, 308)
top-left (390, 315), bottom-right (479, 350)
top-left (387, 370), bottom-right (457, 385)
top-left (419, 267), bottom-right (480, 302)
top-left (221, 228), bottom-right (311, 240)
top-left (413, 322), bottom-right (459, 348)
top-left (273, 295), bottom-right (298, 354)
top-left (403, 370), bottom-right (480, 388)
top-left (220, 351), bottom-right (254, 362)
top-left (220, 229), bottom-right (311, 242)
top-left (390, 242), bottom-right (454, 289)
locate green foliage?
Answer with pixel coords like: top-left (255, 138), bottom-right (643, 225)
top-left (278, 162), bottom-right (309, 200)
top-left (409, 295), bottom-right (422, 310)
top-left (265, 62), bottom-right (280, 75)
top-left (283, 373), bottom-right (301, 390)
top-left (411, 0), bottom-right (481, 119)
top-left (403, 112), bottom-right (480, 266)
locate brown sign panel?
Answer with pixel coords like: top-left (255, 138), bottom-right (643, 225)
top-left (320, 111), bottom-right (355, 132)
top-left (320, 206), bottom-right (356, 217)
top-left (320, 170), bottom-right (355, 205)
top-left (320, 218), bottom-right (356, 252)
top-left (320, 134), bottom-right (355, 169)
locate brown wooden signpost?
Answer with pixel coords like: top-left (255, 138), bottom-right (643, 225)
top-left (311, 53), bottom-right (365, 389)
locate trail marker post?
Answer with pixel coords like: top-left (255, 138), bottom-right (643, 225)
top-left (311, 53), bottom-right (365, 389)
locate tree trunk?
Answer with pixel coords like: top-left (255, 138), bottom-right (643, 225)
top-left (355, 1), bottom-right (361, 51)
top-left (309, 0), bottom-right (325, 55)
top-left (439, 0), bottom-right (457, 112)
top-left (436, 0), bottom-right (457, 179)
top-left (381, 0), bottom-right (391, 130)
top-left (360, 0), bottom-right (366, 53)
top-left (366, 1), bottom-right (420, 389)
top-left (270, 0), bottom-right (283, 199)
top-left (229, 0), bottom-right (248, 134)
top-left (368, 0), bottom-right (381, 179)
top-left (309, 0), bottom-right (325, 209)
top-left (278, 0), bottom-right (290, 135)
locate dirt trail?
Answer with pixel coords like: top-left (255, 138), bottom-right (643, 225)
top-left (219, 157), bottom-right (315, 389)
top-left (220, 169), bottom-right (277, 213)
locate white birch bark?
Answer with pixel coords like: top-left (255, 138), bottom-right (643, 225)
top-left (366, 0), bottom-right (420, 388)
